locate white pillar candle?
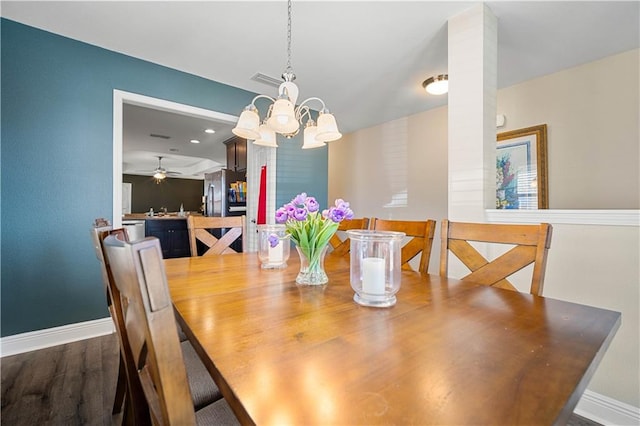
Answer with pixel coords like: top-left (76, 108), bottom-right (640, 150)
top-left (362, 257), bottom-right (385, 295)
top-left (268, 243), bottom-right (283, 264)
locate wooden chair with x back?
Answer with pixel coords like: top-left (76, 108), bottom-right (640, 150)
top-left (93, 220), bottom-right (225, 425)
top-left (370, 218), bottom-right (437, 273)
top-left (439, 220), bottom-right (553, 296)
top-left (90, 222), bottom-right (148, 424)
top-left (328, 218), bottom-right (370, 257)
top-left (102, 235), bottom-right (239, 425)
top-left (187, 215), bottom-right (245, 257)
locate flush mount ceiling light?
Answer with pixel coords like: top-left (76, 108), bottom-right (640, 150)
top-left (204, 128), bottom-right (215, 134)
top-left (422, 74), bottom-right (449, 95)
top-left (232, 0), bottom-right (341, 149)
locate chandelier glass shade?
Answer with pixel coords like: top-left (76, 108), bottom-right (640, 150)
top-left (232, 0), bottom-right (341, 149)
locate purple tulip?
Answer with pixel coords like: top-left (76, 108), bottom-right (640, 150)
top-left (275, 208), bottom-right (289, 224)
top-left (343, 206), bottom-right (354, 220)
top-left (284, 203), bottom-right (296, 218)
top-left (334, 198), bottom-right (345, 208)
top-left (305, 197), bottom-right (319, 212)
top-left (268, 234), bottom-right (279, 248)
top-left (325, 207), bottom-right (342, 223)
top-left (292, 193), bottom-right (307, 206)
top-left (294, 207), bottom-right (308, 221)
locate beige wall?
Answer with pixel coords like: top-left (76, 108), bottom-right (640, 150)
top-left (329, 49), bottom-right (640, 408)
top-left (543, 223), bottom-right (639, 405)
top-left (498, 48), bottom-right (639, 209)
top-left (328, 106), bottom-right (448, 274)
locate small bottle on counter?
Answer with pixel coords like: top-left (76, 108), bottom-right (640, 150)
top-left (179, 203), bottom-right (185, 217)
top-left (149, 207), bottom-right (154, 217)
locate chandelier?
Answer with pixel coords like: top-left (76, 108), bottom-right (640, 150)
top-left (232, 0), bottom-right (342, 149)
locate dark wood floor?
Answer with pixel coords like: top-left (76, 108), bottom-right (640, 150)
top-left (1, 333), bottom-right (121, 426)
top-left (2, 333), bottom-right (602, 426)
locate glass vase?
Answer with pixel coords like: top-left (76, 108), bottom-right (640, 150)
top-left (295, 244), bottom-right (329, 286)
top-left (257, 224), bottom-right (290, 269)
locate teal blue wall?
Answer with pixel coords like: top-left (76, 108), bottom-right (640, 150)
top-left (275, 137), bottom-right (329, 210)
top-left (1, 19), bottom-right (328, 336)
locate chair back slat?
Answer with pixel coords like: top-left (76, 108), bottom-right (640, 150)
top-left (370, 218), bottom-right (436, 273)
top-left (440, 220), bottom-right (552, 295)
top-left (328, 218), bottom-right (370, 257)
top-left (447, 222), bottom-right (546, 246)
top-left (103, 236), bottom-right (197, 426)
top-left (187, 216), bottom-right (245, 256)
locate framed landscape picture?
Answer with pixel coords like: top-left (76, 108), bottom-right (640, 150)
top-left (496, 124), bottom-right (548, 209)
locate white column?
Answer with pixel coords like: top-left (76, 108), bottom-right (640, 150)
top-left (447, 4), bottom-right (497, 222)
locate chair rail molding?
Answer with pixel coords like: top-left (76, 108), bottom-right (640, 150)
top-left (486, 209), bottom-right (639, 227)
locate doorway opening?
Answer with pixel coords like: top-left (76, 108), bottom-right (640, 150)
top-left (112, 90), bottom-right (238, 221)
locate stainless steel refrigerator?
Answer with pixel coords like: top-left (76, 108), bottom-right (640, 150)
top-left (204, 169), bottom-right (246, 217)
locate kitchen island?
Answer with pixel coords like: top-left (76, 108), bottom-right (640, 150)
top-left (123, 213), bottom-right (199, 258)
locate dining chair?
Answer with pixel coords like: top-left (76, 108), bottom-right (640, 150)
top-left (187, 215), bottom-right (245, 256)
top-left (328, 218), bottom-right (370, 257)
top-left (91, 223), bottom-right (148, 424)
top-left (102, 235), bottom-right (239, 425)
top-left (90, 221), bottom-right (127, 415)
top-left (370, 218), bottom-right (437, 273)
top-left (439, 220), bottom-right (553, 296)
top-left (92, 221), bottom-right (224, 425)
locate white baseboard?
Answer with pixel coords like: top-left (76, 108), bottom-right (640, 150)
top-left (0, 317), bottom-right (115, 357)
top-left (1, 319), bottom-right (639, 426)
top-left (575, 390), bottom-right (640, 425)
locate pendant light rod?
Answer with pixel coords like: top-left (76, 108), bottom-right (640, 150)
top-left (284, 0), bottom-right (294, 78)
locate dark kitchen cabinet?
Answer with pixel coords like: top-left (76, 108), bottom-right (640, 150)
top-left (224, 136), bottom-right (247, 172)
top-left (145, 219), bottom-right (191, 259)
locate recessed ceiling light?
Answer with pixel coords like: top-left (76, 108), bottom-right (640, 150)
top-left (204, 128), bottom-right (215, 134)
top-left (190, 139), bottom-right (200, 144)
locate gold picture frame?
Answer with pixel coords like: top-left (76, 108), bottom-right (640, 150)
top-left (496, 124), bottom-right (548, 209)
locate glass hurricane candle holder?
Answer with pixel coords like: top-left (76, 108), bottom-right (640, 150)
top-left (346, 230), bottom-right (405, 307)
top-left (257, 224), bottom-right (290, 269)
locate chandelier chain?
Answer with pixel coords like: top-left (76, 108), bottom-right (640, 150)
top-left (286, 0), bottom-right (292, 73)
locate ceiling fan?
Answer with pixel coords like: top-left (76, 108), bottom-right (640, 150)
top-left (150, 156), bottom-right (181, 181)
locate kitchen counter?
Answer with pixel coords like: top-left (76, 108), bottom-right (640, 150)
top-left (123, 213), bottom-right (203, 221)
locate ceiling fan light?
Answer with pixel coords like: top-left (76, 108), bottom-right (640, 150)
top-left (253, 123), bottom-right (278, 148)
top-left (232, 107), bottom-right (261, 140)
top-left (153, 171), bottom-right (166, 180)
top-left (267, 97), bottom-right (299, 134)
top-left (315, 112), bottom-right (342, 142)
top-left (423, 74), bottom-right (448, 95)
top-left (302, 121), bottom-right (325, 149)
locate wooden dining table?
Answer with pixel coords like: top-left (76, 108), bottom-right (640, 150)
top-left (165, 253), bottom-right (620, 426)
